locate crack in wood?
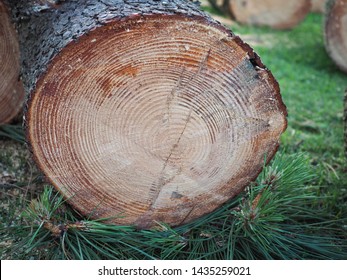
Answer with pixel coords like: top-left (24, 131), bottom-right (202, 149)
top-left (164, 67), bottom-right (185, 126)
top-left (180, 204), bottom-right (195, 224)
top-left (148, 49), bottom-right (211, 209)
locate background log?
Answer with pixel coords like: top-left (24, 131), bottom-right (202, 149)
top-left (324, 0), bottom-right (347, 73)
top-left (228, 0), bottom-right (311, 29)
top-left (0, 1), bottom-right (25, 124)
top-left (207, 0), bottom-right (231, 15)
top-left (311, 0), bottom-right (327, 13)
top-left (8, 0), bottom-right (287, 228)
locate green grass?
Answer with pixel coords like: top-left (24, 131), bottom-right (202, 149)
top-left (2, 153), bottom-right (346, 260)
top-left (236, 15), bottom-right (346, 159)
top-left (176, 152), bottom-right (346, 260)
top-left (0, 125), bottom-right (25, 144)
top-left (1, 12), bottom-right (347, 259)
top-left (230, 13), bottom-right (347, 215)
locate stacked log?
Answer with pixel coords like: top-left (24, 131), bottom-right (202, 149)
top-left (311, 0), bottom-right (327, 13)
top-left (6, 0), bottom-right (287, 228)
top-left (0, 1), bottom-right (25, 124)
top-left (228, 0), bottom-right (312, 29)
top-left (324, 0), bottom-right (347, 73)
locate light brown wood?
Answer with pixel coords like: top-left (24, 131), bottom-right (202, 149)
top-left (20, 1), bottom-right (287, 229)
top-left (311, 0), bottom-right (327, 13)
top-left (228, 0), bottom-right (311, 29)
top-left (324, 0), bottom-right (347, 73)
top-left (0, 1), bottom-right (25, 124)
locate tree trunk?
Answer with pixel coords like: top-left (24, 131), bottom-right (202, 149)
top-left (228, 0), bottom-right (311, 29)
top-left (311, 0), bottom-right (327, 13)
top-left (324, 0), bottom-right (347, 74)
top-left (8, 0), bottom-right (287, 228)
top-left (0, 1), bottom-right (25, 124)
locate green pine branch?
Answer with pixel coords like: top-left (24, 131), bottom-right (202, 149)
top-left (1, 152), bottom-right (346, 260)
top-left (0, 124), bottom-right (26, 144)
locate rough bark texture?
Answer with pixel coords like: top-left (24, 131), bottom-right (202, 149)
top-left (8, 0), bottom-right (287, 229)
top-left (7, 0), bottom-right (210, 96)
top-left (0, 1), bottom-right (25, 124)
top-left (311, 0), bottom-right (327, 12)
top-left (228, 0), bottom-right (311, 29)
top-left (324, 0), bottom-right (347, 74)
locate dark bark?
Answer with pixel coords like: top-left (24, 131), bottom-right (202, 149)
top-left (6, 0), bottom-right (208, 96)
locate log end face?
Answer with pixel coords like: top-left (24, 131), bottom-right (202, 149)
top-left (325, 0), bottom-right (347, 73)
top-left (229, 0), bottom-right (311, 30)
top-left (0, 2), bottom-right (25, 124)
top-left (27, 14), bottom-right (287, 228)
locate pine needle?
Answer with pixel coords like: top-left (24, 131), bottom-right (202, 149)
top-left (1, 152), bottom-right (346, 259)
top-left (0, 124), bottom-right (26, 143)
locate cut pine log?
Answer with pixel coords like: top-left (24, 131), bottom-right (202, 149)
top-left (311, 0), bottom-right (327, 13)
top-left (228, 0), bottom-right (311, 29)
top-left (324, 0), bottom-right (347, 73)
top-left (0, 1), bottom-right (25, 124)
top-left (8, 0), bottom-right (287, 228)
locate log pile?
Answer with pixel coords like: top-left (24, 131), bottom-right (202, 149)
top-left (0, 1), bottom-right (25, 124)
top-left (311, 0), bottom-right (327, 13)
top-left (5, 0), bottom-right (287, 228)
top-left (228, 0), bottom-right (312, 29)
top-left (208, 0), bottom-right (311, 29)
top-left (324, 0), bottom-right (347, 74)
